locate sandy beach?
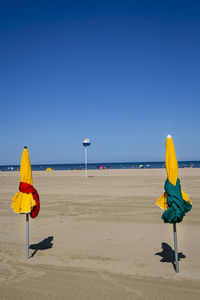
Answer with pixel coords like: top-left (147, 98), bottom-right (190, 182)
top-left (0, 168), bottom-right (200, 299)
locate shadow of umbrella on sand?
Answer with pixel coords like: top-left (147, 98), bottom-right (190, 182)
top-left (29, 236), bottom-right (53, 257)
top-left (155, 242), bottom-right (186, 271)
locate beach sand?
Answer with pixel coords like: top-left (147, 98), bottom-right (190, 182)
top-left (0, 168), bottom-right (200, 299)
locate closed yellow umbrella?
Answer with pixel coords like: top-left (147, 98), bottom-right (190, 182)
top-left (11, 147), bottom-right (36, 213)
top-left (156, 135), bottom-right (192, 272)
top-left (156, 135), bottom-right (192, 210)
top-left (11, 146), bottom-right (40, 258)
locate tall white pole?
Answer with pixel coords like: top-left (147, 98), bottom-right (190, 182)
top-left (83, 138), bottom-right (91, 178)
top-left (85, 146), bottom-right (87, 178)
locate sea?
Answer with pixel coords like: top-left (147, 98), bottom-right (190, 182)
top-left (0, 161), bottom-right (199, 171)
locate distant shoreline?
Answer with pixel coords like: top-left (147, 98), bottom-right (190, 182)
top-left (0, 160), bottom-right (199, 171)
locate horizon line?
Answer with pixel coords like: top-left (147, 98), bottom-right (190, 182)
top-left (0, 159), bottom-right (199, 167)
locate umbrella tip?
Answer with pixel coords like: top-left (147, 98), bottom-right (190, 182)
top-left (24, 146), bottom-right (27, 149)
top-left (167, 134), bottom-right (172, 139)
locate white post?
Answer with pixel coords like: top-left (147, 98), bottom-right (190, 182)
top-left (26, 213), bottom-right (29, 259)
top-left (85, 146), bottom-right (87, 178)
top-left (82, 138), bottom-right (91, 178)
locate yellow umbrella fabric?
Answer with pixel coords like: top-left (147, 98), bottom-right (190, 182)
top-left (165, 135), bottom-right (178, 186)
top-left (156, 135), bottom-right (192, 210)
top-left (11, 148), bottom-right (36, 213)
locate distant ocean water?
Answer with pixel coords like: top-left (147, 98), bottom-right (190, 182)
top-left (0, 161), bottom-right (199, 171)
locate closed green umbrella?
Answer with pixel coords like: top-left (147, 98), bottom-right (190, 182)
top-left (156, 135), bottom-right (192, 272)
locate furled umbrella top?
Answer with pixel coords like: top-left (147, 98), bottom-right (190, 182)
top-left (165, 134), bottom-right (178, 186)
top-left (156, 135), bottom-right (192, 223)
top-left (20, 147), bottom-right (33, 185)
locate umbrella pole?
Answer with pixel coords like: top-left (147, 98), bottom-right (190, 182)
top-left (26, 213), bottom-right (29, 259)
top-left (173, 223), bottom-right (179, 273)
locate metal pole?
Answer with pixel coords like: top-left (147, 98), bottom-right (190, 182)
top-left (173, 223), bottom-right (179, 273)
top-left (26, 213), bottom-right (29, 259)
top-left (85, 147), bottom-right (87, 178)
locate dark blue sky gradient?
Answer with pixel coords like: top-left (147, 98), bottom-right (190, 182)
top-left (1, 1), bottom-right (200, 164)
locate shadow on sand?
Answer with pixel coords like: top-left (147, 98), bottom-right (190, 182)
top-left (29, 236), bottom-right (54, 258)
top-left (155, 242), bottom-right (186, 271)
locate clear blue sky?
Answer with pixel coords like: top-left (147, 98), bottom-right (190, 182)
top-left (1, 0), bottom-right (200, 164)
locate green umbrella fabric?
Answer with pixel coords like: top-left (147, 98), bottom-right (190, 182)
top-left (162, 178), bottom-right (192, 224)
